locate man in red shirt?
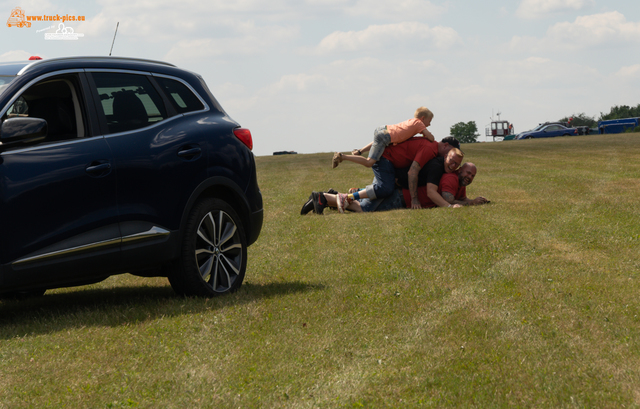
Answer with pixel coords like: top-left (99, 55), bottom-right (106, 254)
top-left (403, 162), bottom-right (488, 208)
top-left (346, 137), bottom-right (461, 211)
top-left (302, 147), bottom-right (464, 215)
top-left (304, 136), bottom-right (461, 215)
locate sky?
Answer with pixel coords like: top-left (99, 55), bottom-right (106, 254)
top-left (2, 0), bottom-right (640, 156)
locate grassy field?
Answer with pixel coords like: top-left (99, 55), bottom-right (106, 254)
top-left (1, 134), bottom-right (640, 408)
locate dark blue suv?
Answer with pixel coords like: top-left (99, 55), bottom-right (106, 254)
top-left (0, 56), bottom-right (263, 297)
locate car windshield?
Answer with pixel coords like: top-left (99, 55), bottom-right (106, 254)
top-left (530, 124), bottom-right (546, 132)
top-left (0, 76), bottom-right (16, 97)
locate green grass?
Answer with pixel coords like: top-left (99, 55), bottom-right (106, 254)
top-left (2, 134), bottom-right (640, 408)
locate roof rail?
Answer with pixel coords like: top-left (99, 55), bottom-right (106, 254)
top-left (18, 56), bottom-right (176, 75)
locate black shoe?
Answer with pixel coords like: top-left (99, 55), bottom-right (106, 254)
top-left (300, 194), bottom-right (314, 215)
top-left (302, 189), bottom-right (336, 215)
top-left (311, 191), bottom-right (328, 215)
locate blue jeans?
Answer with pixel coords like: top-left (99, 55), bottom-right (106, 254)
top-left (364, 157), bottom-right (395, 200)
top-left (368, 126), bottom-right (391, 162)
top-left (360, 188), bottom-right (405, 212)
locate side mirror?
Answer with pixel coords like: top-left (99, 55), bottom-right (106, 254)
top-left (0, 117), bottom-right (48, 147)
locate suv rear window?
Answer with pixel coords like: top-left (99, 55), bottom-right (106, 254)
top-left (155, 76), bottom-right (204, 114)
top-left (92, 72), bottom-right (168, 134)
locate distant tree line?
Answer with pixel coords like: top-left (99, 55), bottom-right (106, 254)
top-left (559, 103), bottom-right (640, 129)
top-left (449, 103), bottom-right (640, 143)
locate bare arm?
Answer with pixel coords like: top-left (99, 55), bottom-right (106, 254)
top-left (428, 184), bottom-right (460, 208)
top-left (443, 192), bottom-right (488, 206)
top-left (408, 161), bottom-right (422, 209)
top-left (467, 196), bottom-right (489, 205)
top-left (421, 129), bottom-right (435, 142)
top-left (353, 142), bottom-right (373, 155)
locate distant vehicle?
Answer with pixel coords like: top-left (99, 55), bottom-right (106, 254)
top-left (597, 117), bottom-right (640, 134)
top-left (576, 126), bottom-right (591, 135)
top-left (6, 7), bottom-right (31, 28)
top-left (516, 123), bottom-right (578, 140)
top-left (485, 119), bottom-right (515, 141)
top-left (273, 151), bottom-right (297, 155)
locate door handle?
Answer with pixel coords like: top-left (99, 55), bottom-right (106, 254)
top-left (177, 146), bottom-right (202, 160)
top-left (86, 161), bottom-right (112, 176)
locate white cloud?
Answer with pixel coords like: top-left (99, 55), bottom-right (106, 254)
top-left (547, 12), bottom-right (640, 47)
top-left (615, 65), bottom-right (640, 80)
top-left (0, 0), bottom-right (57, 14)
top-left (344, 0), bottom-right (447, 21)
top-left (76, 0), bottom-right (300, 39)
top-left (0, 50), bottom-right (34, 62)
top-left (316, 22), bottom-right (461, 54)
top-left (480, 57), bottom-right (601, 88)
top-left (509, 12), bottom-right (640, 53)
top-left (516, 0), bottom-right (594, 19)
top-left (220, 57), bottom-right (452, 154)
top-left (164, 23), bottom-right (299, 61)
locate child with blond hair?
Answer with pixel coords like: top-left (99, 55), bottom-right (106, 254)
top-left (333, 106), bottom-right (435, 169)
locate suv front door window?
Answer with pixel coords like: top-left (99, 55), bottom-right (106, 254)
top-left (2, 75), bottom-right (87, 142)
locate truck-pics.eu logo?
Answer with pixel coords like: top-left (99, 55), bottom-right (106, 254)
top-left (7, 7), bottom-right (85, 40)
top-left (6, 7), bottom-right (30, 27)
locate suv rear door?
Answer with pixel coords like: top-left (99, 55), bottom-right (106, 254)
top-left (86, 70), bottom-right (209, 270)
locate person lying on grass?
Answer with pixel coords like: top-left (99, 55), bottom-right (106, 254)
top-left (399, 162), bottom-right (489, 208)
top-left (326, 136), bottom-right (462, 214)
top-left (302, 161), bottom-right (487, 214)
top-left (332, 106), bottom-right (436, 170)
top-left (302, 148), bottom-right (464, 214)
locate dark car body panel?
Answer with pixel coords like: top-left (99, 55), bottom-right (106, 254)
top-left (0, 57), bottom-right (262, 294)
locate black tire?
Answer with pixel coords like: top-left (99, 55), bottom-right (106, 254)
top-left (169, 198), bottom-right (247, 297)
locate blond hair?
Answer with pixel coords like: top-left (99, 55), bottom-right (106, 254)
top-left (414, 106), bottom-right (433, 120)
top-left (450, 148), bottom-right (464, 159)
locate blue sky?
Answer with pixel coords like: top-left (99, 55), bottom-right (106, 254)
top-left (2, 0), bottom-right (640, 156)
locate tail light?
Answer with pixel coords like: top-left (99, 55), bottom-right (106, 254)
top-left (233, 128), bottom-right (253, 151)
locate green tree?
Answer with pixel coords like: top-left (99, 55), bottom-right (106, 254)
top-left (449, 121), bottom-right (479, 144)
top-left (599, 104), bottom-right (640, 121)
top-left (558, 113), bottom-right (597, 128)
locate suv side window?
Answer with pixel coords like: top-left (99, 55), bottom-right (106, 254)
top-left (154, 77), bottom-right (204, 114)
top-left (2, 74), bottom-right (86, 143)
top-left (92, 72), bottom-right (167, 134)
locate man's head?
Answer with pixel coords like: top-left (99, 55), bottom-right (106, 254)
top-left (457, 162), bottom-right (477, 186)
top-left (438, 136), bottom-right (461, 156)
top-left (444, 148), bottom-right (464, 173)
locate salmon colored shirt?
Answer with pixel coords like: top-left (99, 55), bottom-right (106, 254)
top-left (387, 118), bottom-right (427, 144)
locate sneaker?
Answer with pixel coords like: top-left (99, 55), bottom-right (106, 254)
top-left (311, 191), bottom-right (328, 215)
top-left (336, 193), bottom-right (350, 214)
top-left (302, 189), bottom-right (337, 215)
top-left (332, 152), bottom-right (343, 169)
top-left (300, 194), bottom-right (314, 215)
